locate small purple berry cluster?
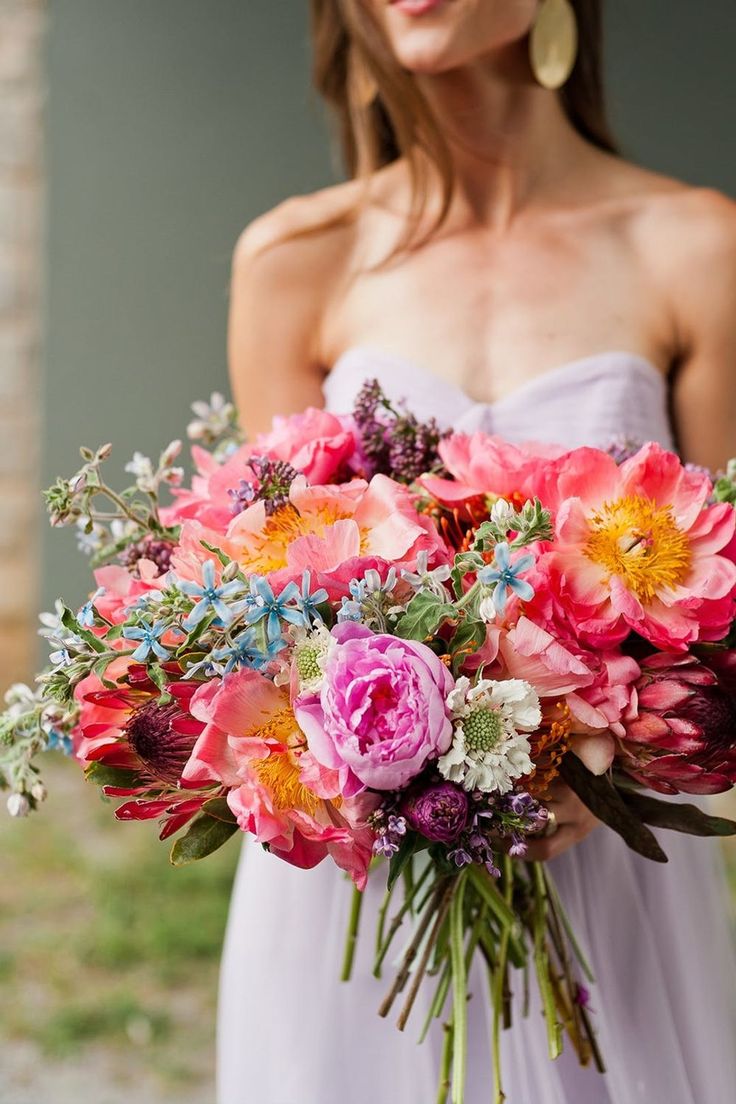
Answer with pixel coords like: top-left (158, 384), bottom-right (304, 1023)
top-left (228, 456), bottom-right (299, 517)
top-left (121, 536), bottom-right (175, 576)
top-left (353, 378), bottom-right (447, 484)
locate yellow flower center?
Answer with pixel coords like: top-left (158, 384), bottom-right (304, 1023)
top-left (243, 705), bottom-right (300, 746)
top-left (252, 750), bottom-right (321, 816)
top-left (239, 503), bottom-right (357, 574)
top-left (584, 495), bottom-right (691, 601)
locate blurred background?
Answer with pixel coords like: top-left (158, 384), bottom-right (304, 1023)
top-left (1, 1), bottom-right (735, 1101)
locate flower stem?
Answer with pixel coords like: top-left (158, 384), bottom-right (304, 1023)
top-left (490, 856), bottom-right (514, 1104)
top-left (531, 862), bottom-right (563, 1060)
top-left (373, 861), bottom-right (433, 978)
top-left (436, 1022), bottom-right (453, 1104)
top-left (378, 877), bottom-right (450, 1017)
top-left (449, 869), bottom-right (469, 1104)
top-left (397, 878), bottom-right (456, 1031)
top-left (340, 885), bottom-right (364, 982)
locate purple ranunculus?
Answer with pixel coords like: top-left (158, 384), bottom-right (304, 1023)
top-left (401, 781), bottom-right (469, 843)
top-left (294, 623), bottom-right (454, 793)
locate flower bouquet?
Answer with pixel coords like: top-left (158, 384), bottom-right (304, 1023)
top-left (3, 381), bottom-right (736, 1103)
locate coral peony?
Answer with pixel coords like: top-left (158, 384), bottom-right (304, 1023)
top-left (540, 442), bottom-right (736, 650)
top-left (183, 668), bottom-right (374, 886)
top-left (421, 432), bottom-right (563, 510)
top-left (226, 474), bottom-right (448, 598)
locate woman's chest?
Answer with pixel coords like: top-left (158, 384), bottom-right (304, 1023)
top-left (326, 215), bottom-right (669, 404)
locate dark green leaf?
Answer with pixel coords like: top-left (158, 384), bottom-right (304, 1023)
top-left (560, 753), bottom-right (668, 863)
top-left (169, 812), bottom-right (239, 866)
top-left (202, 796), bottom-right (238, 824)
top-left (395, 592), bottom-right (454, 642)
top-left (85, 762), bottom-right (144, 789)
top-left (449, 618), bottom-right (485, 674)
top-left (387, 833), bottom-right (423, 892)
top-left (620, 789), bottom-right (736, 838)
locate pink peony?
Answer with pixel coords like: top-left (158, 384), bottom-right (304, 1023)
top-left (295, 623), bottom-right (454, 793)
top-left (538, 442), bottom-right (736, 650)
top-left (182, 668), bottom-right (375, 887)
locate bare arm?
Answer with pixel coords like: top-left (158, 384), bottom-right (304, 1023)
top-left (227, 189), bottom-right (358, 438)
top-left (668, 191), bottom-right (736, 471)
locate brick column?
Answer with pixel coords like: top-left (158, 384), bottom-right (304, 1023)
top-left (0, 0), bottom-right (44, 693)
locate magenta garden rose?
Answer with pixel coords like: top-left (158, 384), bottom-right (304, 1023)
top-left (294, 623), bottom-right (454, 793)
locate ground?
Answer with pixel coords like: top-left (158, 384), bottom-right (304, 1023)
top-left (0, 755), bottom-right (239, 1104)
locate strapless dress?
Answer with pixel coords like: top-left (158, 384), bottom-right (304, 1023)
top-left (217, 348), bottom-right (736, 1104)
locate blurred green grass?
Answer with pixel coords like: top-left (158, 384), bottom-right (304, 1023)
top-left (0, 754), bottom-right (239, 1097)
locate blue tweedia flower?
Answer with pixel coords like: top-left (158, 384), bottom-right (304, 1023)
top-left (477, 541), bottom-right (535, 615)
top-left (46, 728), bottom-right (73, 755)
top-left (212, 628), bottom-right (287, 674)
top-left (294, 571), bottom-right (329, 624)
top-left (337, 597), bottom-right (363, 623)
top-left (245, 576), bottom-right (306, 641)
top-left (179, 559), bottom-right (245, 631)
top-left (122, 618), bottom-right (172, 662)
top-left (77, 586), bottom-right (106, 628)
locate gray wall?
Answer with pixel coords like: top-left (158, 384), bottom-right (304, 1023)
top-left (42, 0), bottom-right (736, 615)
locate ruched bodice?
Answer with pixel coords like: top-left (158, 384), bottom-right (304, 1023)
top-left (218, 345), bottom-right (736, 1104)
top-left (324, 346), bottom-right (674, 452)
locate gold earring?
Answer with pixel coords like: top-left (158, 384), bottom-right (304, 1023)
top-left (529, 0), bottom-right (578, 90)
top-left (349, 47), bottom-right (379, 109)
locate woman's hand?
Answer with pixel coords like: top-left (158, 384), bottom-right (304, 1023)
top-left (524, 781), bottom-right (599, 862)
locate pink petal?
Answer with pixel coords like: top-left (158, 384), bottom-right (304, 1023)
top-left (570, 732), bottom-right (615, 775)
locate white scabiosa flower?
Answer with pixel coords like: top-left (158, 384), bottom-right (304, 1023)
top-left (438, 676), bottom-right (541, 794)
top-left (292, 623), bottom-right (336, 694)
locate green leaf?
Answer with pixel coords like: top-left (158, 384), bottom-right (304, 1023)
top-left (84, 762), bottom-right (144, 789)
top-left (199, 540), bottom-right (231, 568)
top-left (620, 789), bottom-right (736, 838)
top-left (449, 618), bottom-right (485, 674)
top-left (60, 605), bottom-right (105, 654)
top-left (147, 665), bottom-right (172, 701)
top-left (92, 656), bottom-right (117, 690)
top-left (386, 833), bottom-right (424, 892)
top-left (169, 811), bottom-right (239, 865)
top-left (202, 796), bottom-right (238, 824)
top-left (560, 754), bottom-right (668, 863)
top-left (395, 592), bottom-right (454, 642)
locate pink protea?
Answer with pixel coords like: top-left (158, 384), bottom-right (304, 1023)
top-left (539, 442), bottom-right (736, 650)
top-left (620, 651), bottom-right (736, 794)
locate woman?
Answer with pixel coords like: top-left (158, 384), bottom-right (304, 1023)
top-left (220, 2), bottom-right (736, 1101)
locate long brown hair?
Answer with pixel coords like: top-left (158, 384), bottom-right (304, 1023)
top-left (310, 1), bottom-right (617, 250)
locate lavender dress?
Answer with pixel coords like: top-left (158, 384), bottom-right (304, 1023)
top-left (218, 349), bottom-right (736, 1104)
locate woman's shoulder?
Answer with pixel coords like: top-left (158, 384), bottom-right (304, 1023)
top-left (232, 179), bottom-right (365, 281)
top-left (611, 162), bottom-right (736, 268)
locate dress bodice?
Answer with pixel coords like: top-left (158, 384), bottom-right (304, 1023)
top-left (323, 346), bottom-right (675, 452)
